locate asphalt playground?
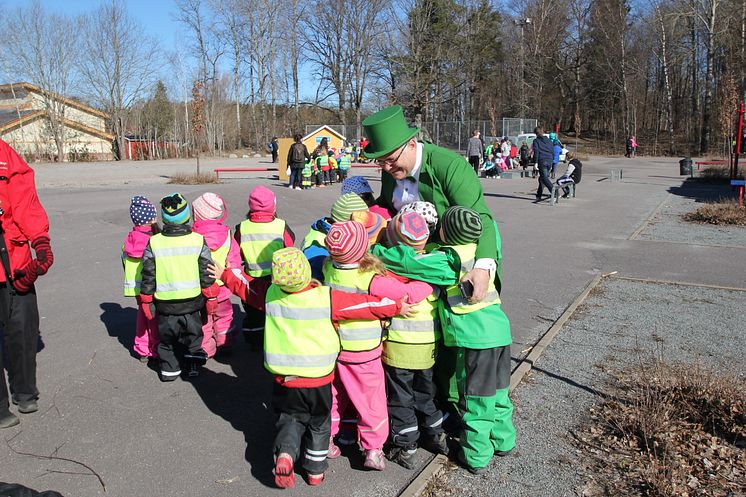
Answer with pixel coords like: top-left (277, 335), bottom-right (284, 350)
top-left (2, 154), bottom-right (741, 497)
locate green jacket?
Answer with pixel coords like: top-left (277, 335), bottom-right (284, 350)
top-left (377, 142), bottom-right (498, 262)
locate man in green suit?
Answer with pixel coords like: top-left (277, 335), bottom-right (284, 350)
top-left (363, 105), bottom-right (500, 297)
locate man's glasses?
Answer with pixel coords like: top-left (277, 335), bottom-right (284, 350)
top-left (375, 145), bottom-right (406, 167)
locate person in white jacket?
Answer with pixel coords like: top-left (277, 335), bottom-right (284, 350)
top-left (556, 152), bottom-right (583, 197)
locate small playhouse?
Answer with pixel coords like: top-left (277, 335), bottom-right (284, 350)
top-left (302, 125), bottom-right (346, 153)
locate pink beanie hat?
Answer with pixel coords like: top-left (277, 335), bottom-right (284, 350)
top-left (192, 192), bottom-right (228, 222)
top-left (325, 221), bottom-right (369, 264)
top-left (249, 186), bottom-right (276, 214)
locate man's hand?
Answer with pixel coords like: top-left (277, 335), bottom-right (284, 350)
top-left (462, 268), bottom-right (490, 303)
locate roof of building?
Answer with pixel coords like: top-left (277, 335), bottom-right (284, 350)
top-left (303, 125), bottom-right (346, 141)
top-left (0, 109), bottom-right (114, 141)
top-left (0, 82), bottom-right (109, 120)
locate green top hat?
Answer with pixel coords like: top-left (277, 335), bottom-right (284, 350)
top-left (362, 105), bottom-right (420, 159)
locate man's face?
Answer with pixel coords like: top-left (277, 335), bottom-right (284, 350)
top-left (377, 140), bottom-right (415, 180)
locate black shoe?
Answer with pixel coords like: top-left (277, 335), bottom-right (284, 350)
top-left (0, 410), bottom-right (20, 428)
top-left (561, 193), bottom-right (569, 199)
top-left (159, 370), bottom-right (180, 382)
top-left (184, 351), bottom-right (208, 366)
top-left (420, 432), bottom-right (449, 455)
top-left (495, 448), bottom-right (514, 457)
top-left (12, 399), bottom-right (38, 414)
top-left (385, 446), bottom-right (417, 470)
top-left (188, 363), bottom-right (200, 378)
top-left (457, 451), bottom-right (488, 475)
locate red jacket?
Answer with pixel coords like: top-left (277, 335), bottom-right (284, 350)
top-left (0, 139), bottom-right (50, 282)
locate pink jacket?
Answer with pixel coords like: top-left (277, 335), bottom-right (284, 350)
top-left (122, 225), bottom-right (153, 259)
top-left (193, 219), bottom-right (242, 301)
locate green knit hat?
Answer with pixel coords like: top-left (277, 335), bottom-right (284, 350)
top-left (362, 105), bottom-right (420, 159)
top-left (441, 206), bottom-right (482, 245)
top-left (331, 193), bottom-right (369, 222)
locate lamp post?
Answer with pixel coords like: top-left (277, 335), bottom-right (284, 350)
top-left (514, 17), bottom-right (532, 121)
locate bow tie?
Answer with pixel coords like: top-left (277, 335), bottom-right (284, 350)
top-left (404, 176), bottom-right (416, 183)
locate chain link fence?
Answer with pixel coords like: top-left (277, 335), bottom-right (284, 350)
top-left (306, 118), bottom-right (537, 153)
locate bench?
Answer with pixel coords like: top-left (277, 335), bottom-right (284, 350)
top-left (732, 179), bottom-right (745, 206)
top-left (550, 182), bottom-right (576, 205)
top-left (695, 160), bottom-right (726, 171)
top-left (214, 167), bottom-right (277, 181)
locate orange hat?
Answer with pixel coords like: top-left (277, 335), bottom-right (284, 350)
top-left (351, 210), bottom-right (387, 246)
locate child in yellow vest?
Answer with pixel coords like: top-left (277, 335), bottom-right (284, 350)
top-left (209, 247), bottom-right (413, 488)
top-left (191, 193), bottom-right (242, 357)
top-left (235, 186), bottom-right (294, 350)
top-left (139, 193), bottom-right (220, 381)
top-left (121, 195), bottom-right (159, 362)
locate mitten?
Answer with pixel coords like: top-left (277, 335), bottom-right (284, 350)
top-left (12, 266), bottom-right (38, 293)
top-left (139, 294), bottom-right (156, 320)
top-left (31, 236), bottom-right (53, 274)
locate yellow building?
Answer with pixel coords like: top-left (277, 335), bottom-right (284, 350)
top-left (302, 125), bottom-right (346, 154)
top-left (0, 82), bottom-right (114, 161)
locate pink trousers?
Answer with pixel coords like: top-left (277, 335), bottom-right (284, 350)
top-left (330, 358), bottom-right (389, 450)
top-left (133, 303), bottom-right (159, 358)
top-left (202, 298), bottom-right (234, 358)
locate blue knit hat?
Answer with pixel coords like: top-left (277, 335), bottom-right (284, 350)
top-left (341, 176), bottom-right (373, 196)
top-left (160, 193), bottom-right (191, 225)
top-left (130, 196), bottom-right (157, 226)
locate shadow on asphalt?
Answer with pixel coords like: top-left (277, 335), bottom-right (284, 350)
top-left (529, 364), bottom-right (608, 399)
top-left (668, 179), bottom-right (735, 203)
top-left (99, 302), bottom-right (138, 358)
top-left (483, 192), bottom-right (536, 202)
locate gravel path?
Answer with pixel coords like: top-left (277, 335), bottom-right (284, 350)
top-left (434, 277), bottom-right (746, 497)
top-left (637, 184), bottom-right (746, 247)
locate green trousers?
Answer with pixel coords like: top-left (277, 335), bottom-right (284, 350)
top-left (452, 345), bottom-right (516, 469)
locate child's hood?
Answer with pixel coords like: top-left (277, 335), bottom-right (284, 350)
top-left (192, 219), bottom-right (231, 250)
top-left (123, 225), bottom-right (153, 258)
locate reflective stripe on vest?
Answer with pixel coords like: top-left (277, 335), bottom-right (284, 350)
top-left (322, 265), bottom-right (382, 352)
top-left (387, 292), bottom-right (441, 344)
top-left (122, 248), bottom-right (143, 297)
top-left (317, 155), bottom-right (330, 170)
top-left (239, 218), bottom-right (285, 277)
top-left (444, 244), bottom-right (501, 313)
top-left (339, 155), bottom-right (351, 169)
top-left (149, 232), bottom-right (204, 301)
top-left (210, 233), bottom-right (232, 287)
top-left (263, 285), bottom-right (340, 378)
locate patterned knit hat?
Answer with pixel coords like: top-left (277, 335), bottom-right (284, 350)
top-left (160, 193), bottom-right (191, 225)
top-left (441, 206), bottom-right (482, 245)
top-left (399, 201), bottom-right (439, 233)
top-left (271, 247), bottom-right (312, 293)
top-left (192, 192), bottom-right (227, 222)
top-left (341, 176), bottom-right (374, 196)
top-left (249, 186), bottom-right (276, 214)
top-left (130, 195), bottom-right (157, 226)
top-left (351, 210), bottom-right (387, 246)
top-left (325, 221), bottom-right (369, 264)
top-left (386, 211), bottom-right (429, 251)
top-left (331, 193), bottom-right (369, 222)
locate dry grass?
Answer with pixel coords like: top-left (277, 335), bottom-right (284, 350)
top-left (682, 201), bottom-right (746, 226)
top-left (698, 166), bottom-right (730, 180)
top-left (574, 359), bottom-right (745, 497)
top-left (167, 172), bottom-right (220, 185)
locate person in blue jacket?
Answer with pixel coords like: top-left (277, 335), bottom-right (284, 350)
top-left (531, 127), bottom-right (555, 201)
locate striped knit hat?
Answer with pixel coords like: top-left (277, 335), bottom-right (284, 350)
top-left (386, 211), bottom-right (429, 251)
top-left (351, 210), bottom-right (387, 246)
top-left (271, 247), bottom-right (312, 293)
top-left (441, 206), bottom-right (482, 245)
top-left (160, 193), bottom-right (191, 225)
top-left (325, 221), bottom-right (368, 264)
top-left (331, 193), bottom-right (369, 222)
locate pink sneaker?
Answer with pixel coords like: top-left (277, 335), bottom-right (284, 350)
top-left (307, 472), bottom-right (325, 486)
top-left (363, 448), bottom-right (386, 471)
top-left (274, 453), bottom-right (295, 489)
top-left (328, 439), bottom-right (342, 459)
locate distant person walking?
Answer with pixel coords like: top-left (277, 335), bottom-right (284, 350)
top-left (466, 130), bottom-right (482, 175)
top-left (531, 127), bottom-right (555, 201)
top-left (287, 134), bottom-right (310, 190)
top-left (625, 136), bottom-right (637, 158)
top-left (269, 137), bottom-right (279, 163)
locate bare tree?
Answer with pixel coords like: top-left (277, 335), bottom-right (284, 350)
top-left (0, 0), bottom-right (80, 161)
top-left (78, 0), bottom-right (160, 159)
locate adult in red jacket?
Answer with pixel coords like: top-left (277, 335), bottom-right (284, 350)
top-left (0, 139), bottom-right (53, 429)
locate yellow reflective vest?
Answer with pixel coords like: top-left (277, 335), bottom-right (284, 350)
top-left (149, 232), bottom-right (205, 301)
top-left (264, 284), bottom-right (340, 377)
top-left (122, 248), bottom-right (143, 297)
top-left (444, 244), bottom-right (501, 314)
top-left (387, 291), bottom-right (441, 344)
top-left (209, 232), bottom-right (232, 287)
top-left (239, 218), bottom-right (285, 277)
top-left (322, 265), bottom-right (383, 352)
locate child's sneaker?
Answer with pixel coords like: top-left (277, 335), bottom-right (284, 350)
top-left (363, 448), bottom-right (385, 471)
top-left (274, 453), bottom-right (295, 489)
top-left (328, 438), bottom-right (341, 459)
top-left (188, 363), bottom-right (200, 378)
top-left (420, 432), bottom-right (449, 455)
top-left (306, 472), bottom-right (325, 486)
top-left (385, 445), bottom-right (417, 470)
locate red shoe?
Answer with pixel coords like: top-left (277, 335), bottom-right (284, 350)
top-left (307, 472), bottom-right (325, 486)
top-left (328, 439), bottom-right (342, 459)
top-left (274, 453), bottom-right (295, 489)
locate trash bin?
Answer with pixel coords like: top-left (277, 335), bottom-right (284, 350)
top-left (679, 157), bottom-right (692, 176)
